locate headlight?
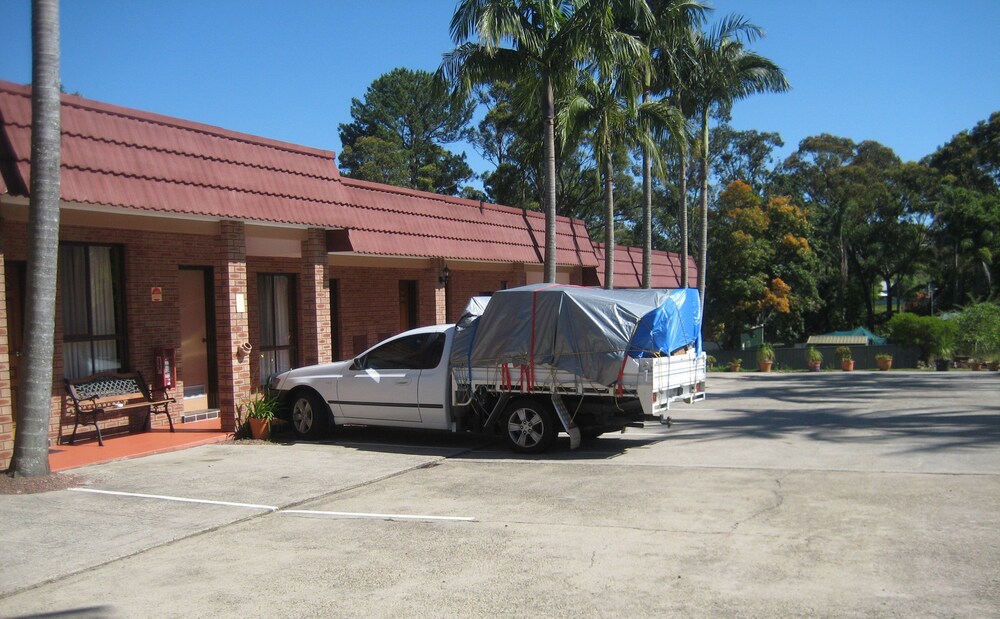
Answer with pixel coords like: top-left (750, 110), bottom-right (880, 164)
top-left (268, 373), bottom-right (284, 391)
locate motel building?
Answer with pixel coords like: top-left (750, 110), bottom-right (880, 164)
top-left (0, 81), bottom-right (694, 469)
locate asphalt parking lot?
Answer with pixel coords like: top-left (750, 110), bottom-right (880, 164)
top-left (2, 371), bottom-right (998, 617)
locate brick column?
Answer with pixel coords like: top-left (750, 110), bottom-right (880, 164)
top-left (0, 249), bottom-right (12, 470)
top-left (434, 259), bottom-right (447, 325)
top-left (300, 228), bottom-right (331, 365)
top-left (216, 221), bottom-right (250, 432)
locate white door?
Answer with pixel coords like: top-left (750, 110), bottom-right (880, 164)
top-left (335, 332), bottom-right (445, 425)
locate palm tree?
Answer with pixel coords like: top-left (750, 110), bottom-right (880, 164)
top-left (560, 69), bottom-right (684, 289)
top-left (688, 14), bottom-right (789, 304)
top-left (633, 0), bottom-right (706, 288)
top-left (442, 1), bottom-right (573, 283)
top-left (9, 0), bottom-right (61, 477)
top-left (441, 0), bottom-right (656, 283)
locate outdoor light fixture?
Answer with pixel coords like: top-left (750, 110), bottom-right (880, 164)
top-left (439, 266), bottom-right (451, 286)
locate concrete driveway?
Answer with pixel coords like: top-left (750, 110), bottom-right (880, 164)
top-left (1, 371), bottom-right (998, 617)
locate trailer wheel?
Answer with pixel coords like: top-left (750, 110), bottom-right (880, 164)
top-left (501, 399), bottom-right (558, 453)
top-left (289, 389), bottom-right (330, 440)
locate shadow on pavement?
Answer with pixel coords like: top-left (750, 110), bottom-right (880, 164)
top-left (678, 372), bottom-right (999, 453)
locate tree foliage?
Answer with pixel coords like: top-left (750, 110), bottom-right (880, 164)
top-left (706, 181), bottom-right (818, 347)
top-left (338, 67), bottom-right (475, 195)
top-left (952, 302), bottom-right (1000, 361)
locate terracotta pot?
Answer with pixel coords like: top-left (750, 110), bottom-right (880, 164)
top-left (728, 363), bottom-right (741, 372)
top-left (248, 417), bottom-right (271, 440)
top-left (876, 358), bottom-right (892, 371)
top-left (841, 359), bottom-right (854, 371)
top-left (807, 361), bottom-right (821, 372)
top-left (758, 360), bottom-right (773, 373)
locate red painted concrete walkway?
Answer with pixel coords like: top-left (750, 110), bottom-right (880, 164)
top-left (49, 418), bottom-right (229, 472)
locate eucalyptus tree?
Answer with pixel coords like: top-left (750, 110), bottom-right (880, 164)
top-left (441, 0), bottom-right (656, 283)
top-left (687, 14), bottom-right (789, 304)
top-left (10, 0), bottom-right (60, 478)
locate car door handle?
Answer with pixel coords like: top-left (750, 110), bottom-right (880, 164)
top-left (395, 379), bottom-right (411, 385)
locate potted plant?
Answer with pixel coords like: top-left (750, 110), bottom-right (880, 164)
top-left (875, 353), bottom-right (893, 371)
top-left (727, 358), bottom-right (742, 372)
top-left (836, 346), bottom-right (854, 371)
top-left (933, 347), bottom-right (952, 371)
top-left (239, 393), bottom-right (278, 440)
top-left (757, 343), bottom-right (775, 372)
top-left (806, 346), bottom-right (823, 371)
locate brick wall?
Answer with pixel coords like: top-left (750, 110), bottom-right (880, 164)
top-left (216, 221), bottom-right (250, 432)
top-left (0, 210), bottom-right (548, 470)
top-left (444, 267), bottom-right (526, 323)
top-left (0, 220), bottom-right (225, 466)
top-left (0, 249), bottom-right (10, 467)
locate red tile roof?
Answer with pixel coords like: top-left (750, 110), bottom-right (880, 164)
top-left (1, 80), bottom-right (649, 271)
top-left (589, 243), bottom-right (697, 289)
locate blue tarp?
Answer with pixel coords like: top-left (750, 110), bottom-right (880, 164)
top-left (452, 285), bottom-right (703, 386)
top-left (627, 288), bottom-right (703, 358)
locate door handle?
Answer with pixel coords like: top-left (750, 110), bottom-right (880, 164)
top-left (395, 379), bottom-right (411, 385)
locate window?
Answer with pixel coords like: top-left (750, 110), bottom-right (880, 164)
top-left (60, 244), bottom-right (126, 379)
top-left (358, 332), bottom-right (445, 371)
top-left (258, 273), bottom-right (297, 386)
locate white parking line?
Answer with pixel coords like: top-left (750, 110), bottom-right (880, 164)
top-left (68, 487), bottom-right (476, 523)
top-left (69, 487), bottom-right (277, 511)
top-left (281, 510), bottom-right (476, 522)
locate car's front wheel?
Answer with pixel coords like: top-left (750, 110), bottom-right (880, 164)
top-left (289, 390), bottom-right (330, 440)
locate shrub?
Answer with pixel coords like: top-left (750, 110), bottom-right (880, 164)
top-left (835, 346), bottom-right (852, 361)
top-left (886, 312), bottom-right (956, 361)
top-left (953, 302), bottom-right (1000, 361)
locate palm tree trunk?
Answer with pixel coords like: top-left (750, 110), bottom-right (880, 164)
top-left (604, 152), bottom-right (615, 290)
top-left (641, 92), bottom-right (652, 289)
top-left (679, 155), bottom-right (689, 288)
top-left (542, 74), bottom-right (558, 283)
top-left (697, 107), bottom-right (709, 306)
top-left (10, 0), bottom-right (61, 477)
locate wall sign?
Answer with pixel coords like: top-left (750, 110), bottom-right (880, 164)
top-left (151, 286), bottom-right (163, 302)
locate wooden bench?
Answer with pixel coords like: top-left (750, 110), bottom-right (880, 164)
top-left (64, 371), bottom-right (176, 446)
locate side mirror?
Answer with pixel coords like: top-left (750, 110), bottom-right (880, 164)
top-left (350, 356), bottom-right (365, 371)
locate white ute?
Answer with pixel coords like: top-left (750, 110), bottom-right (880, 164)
top-left (270, 285), bottom-right (707, 453)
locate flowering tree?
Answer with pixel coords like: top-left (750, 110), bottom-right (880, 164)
top-left (706, 181), bottom-right (819, 347)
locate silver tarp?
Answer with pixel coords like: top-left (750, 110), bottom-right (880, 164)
top-left (451, 284), bottom-right (701, 386)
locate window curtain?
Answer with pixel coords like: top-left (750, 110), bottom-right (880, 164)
top-left (60, 245), bottom-right (123, 378)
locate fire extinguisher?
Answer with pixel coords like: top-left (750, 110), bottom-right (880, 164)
top-left (155, 348), bottom-right (176, 390)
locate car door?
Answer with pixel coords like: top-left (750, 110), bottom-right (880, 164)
top-left (336, 332), bottom-right (442, 425)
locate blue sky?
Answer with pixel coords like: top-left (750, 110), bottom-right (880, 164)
top-left (1, 0), bottom-right (998, 178)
